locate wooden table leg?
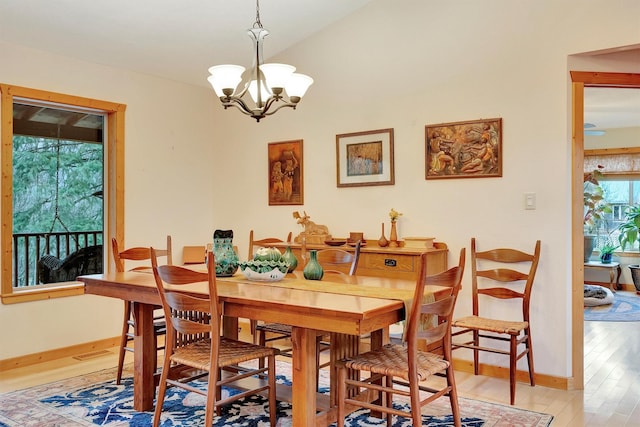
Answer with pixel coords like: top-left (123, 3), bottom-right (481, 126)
top-left (222, 315), bottom-right (239, 340)
top-left (132, 302), bottom-right (156, 411)
top-left (616, 265), bottom-right (622, 290)
top-left (291, 326), bottom-right (318, 427)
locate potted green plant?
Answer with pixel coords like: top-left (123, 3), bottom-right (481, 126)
top-left (617, 205), bottom-right (640, 292)
top-left (584, 166), bottom-right (612, 261)
top-left (598, 242), bottom-right (617, 264)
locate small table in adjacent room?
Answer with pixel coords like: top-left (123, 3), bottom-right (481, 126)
top-left (584, 261), bottom-right (621, 292)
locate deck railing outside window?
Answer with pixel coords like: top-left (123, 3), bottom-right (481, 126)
top-left (12, 231), bottom-right (103, 287)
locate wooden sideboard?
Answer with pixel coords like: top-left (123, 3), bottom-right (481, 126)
top-left (271, 242), bottom-right (448, 280)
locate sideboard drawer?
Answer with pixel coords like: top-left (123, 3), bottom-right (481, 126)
top-left (363, 253), bottom-right (416, 274)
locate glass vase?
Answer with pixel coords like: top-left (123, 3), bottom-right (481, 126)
top-left (303, 250), bottom-right (323, 280)
top-left (212, 229), bottom-right (239, 277)
top-left (282, 246), bottom-right (298, 272)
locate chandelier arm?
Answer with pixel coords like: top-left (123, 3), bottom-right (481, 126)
top-left (262, 101), bottom-right (297, 116)
top-left (232, 83), bottom-right (250, 100)
top-left (222, 98), bottom-right (255, 116)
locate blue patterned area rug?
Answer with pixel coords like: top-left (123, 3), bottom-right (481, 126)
top-left (584, 290), bottom-right (640, 321)
top-left (0, 362), bottom-right (553, 427)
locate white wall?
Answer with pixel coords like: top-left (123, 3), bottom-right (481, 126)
top-left (1, 0), bottom-right (639, 381)
top-left (210, 0), bottom-right (640, 379)
top-left (0, 41), bottom-right (217, 359)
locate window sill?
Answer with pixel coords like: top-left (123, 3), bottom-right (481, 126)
top-left (1, 283), bottom-right (84, 304)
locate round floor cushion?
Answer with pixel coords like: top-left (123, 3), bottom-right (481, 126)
top-left (584, 284), bottom-right (614, 307)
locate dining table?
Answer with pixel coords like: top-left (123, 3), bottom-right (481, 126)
top-left (79, 267), bottom-right (445, 427)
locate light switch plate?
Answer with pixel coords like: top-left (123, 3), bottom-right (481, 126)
top-left (524, 193), bottom-right (536, 210)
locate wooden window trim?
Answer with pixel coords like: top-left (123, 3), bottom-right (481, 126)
top-left (0, 84), bottom-right (125, 304)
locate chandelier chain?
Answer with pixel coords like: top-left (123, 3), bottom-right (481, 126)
top-left (253, 0), bottom-right (263, 29)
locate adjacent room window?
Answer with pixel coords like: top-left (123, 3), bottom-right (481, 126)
top-left (585, 149), bottom-right (640, 251)
top-left (597, 178), bottom-right (640, 250)
top-left (1, 84), bottom-right (125, 304)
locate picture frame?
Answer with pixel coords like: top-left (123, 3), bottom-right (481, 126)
top-left (268, 139), bottom-right (303, 205)
top-left (336, 128), bottom-right (394, 187)
top-left (425, 118), bottom-right (502, 179)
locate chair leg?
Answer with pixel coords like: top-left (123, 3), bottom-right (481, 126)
top-left (152, 350), bottom-right (172, 427)
top-left (472, 330), bottom-right (480, 375)
top-left (509, 335), bottom-right (517, 405)
top-left (526, 329), bottom-right (535, 386)
top-left (268, 354), bottom-right (277, 427)
top-left (116, 301), bottom-right (131, 384)
top-left (250, 319), bottom-right (258, 344)
top-left (386, 374), bottom-right (395, 426)
top-left (336, 364), bottom-right (347, 427)
top-left (204, 367), bottom-right (217, 427)
top-left (258, 329), bottom-right (266, 369)
top-left (446, 364), bottom-right (462, 427)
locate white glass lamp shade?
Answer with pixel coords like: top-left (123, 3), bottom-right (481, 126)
top-left (285, 73), bottom-right (314, 98)
top-left (260, 63), bottom-right (296, 89)
top-left (207, 65), bottom-right (245, 97)
top-left (248, 79), bottom-right (273, 105)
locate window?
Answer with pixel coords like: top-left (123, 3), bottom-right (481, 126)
top-left (1, 84), bottom-right (125, 304)
top-left (585, 148), bottom-right (640, 252)
top-left (13, 103), bottom-right (105, 288)
top-left (597, 178), bottom-right (640, 250)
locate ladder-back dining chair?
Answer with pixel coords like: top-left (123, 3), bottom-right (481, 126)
top-left (247, 229), bottom-right (292, 261)
top-left (452, 238), bottom-right (541, 405)
top-left (255, 240), bottom-right (362, 386)
top-left (151, 249), bottom-right (278, 427)
top-left (111, 235), bottom-right (172, 384)
top-left (335, 248), bottom-right (466, 427)
top-left (247, 230), bottom-right (293, 343)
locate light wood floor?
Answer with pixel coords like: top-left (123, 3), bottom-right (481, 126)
top-left (1, 313), bottom-right (639, 426)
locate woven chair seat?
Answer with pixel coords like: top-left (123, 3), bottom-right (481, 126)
top-left (255, 322), bottom-right (292, 336)
top-left (452, 315), bottom-right (528, 335)
top-left (340, 343), bottom-right (449, 382)
top-left (171, 338), bottom-right (277, 371)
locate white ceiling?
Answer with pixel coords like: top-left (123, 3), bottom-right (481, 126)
top-left (1, 0), bottom-right (638, 131)
top-left (585, 87), bottom-right (640, 131)
top-left (0, 0), bottom-right (372, 87)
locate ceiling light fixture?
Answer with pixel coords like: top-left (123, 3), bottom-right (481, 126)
top-left (207, 0), bottom-right (313, 122)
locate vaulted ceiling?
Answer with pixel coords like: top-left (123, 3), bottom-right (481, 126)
top-left (0, 0), bottom-right (373, 87)
top-left (1, 1), bottom-right (638, 132)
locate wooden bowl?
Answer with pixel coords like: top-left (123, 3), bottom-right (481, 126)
top-left (324, 239), bottom-right (347, 246)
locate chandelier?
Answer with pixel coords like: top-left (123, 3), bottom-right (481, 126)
top-left (207, 0), bottom-right (314, 122)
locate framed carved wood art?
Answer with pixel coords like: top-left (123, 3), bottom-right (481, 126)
top-left (336, 128), bottom-right (395, 187)
top-left (268, 139), bottom-right (303, 205)
top-left (425, 118), bottom-right (502, 179)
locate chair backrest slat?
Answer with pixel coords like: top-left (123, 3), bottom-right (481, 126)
top-left (471, 238), bottom-right (541, 320)
top-left (406, 248), bottom-right (465, 351)
top-left (247, 230), bottom-right (292, 260)
top-left (308, 240), bottom-right (362, 276)
top-left (112, 235), bottom-right (172, 272)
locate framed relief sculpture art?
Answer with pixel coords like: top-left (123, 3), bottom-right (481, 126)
top-left (336, 128), bottom-right (394, 187)
top-left (268, 139), bottom-right (303, 205)
top-left (425, 118), bottom-right (502, 179)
